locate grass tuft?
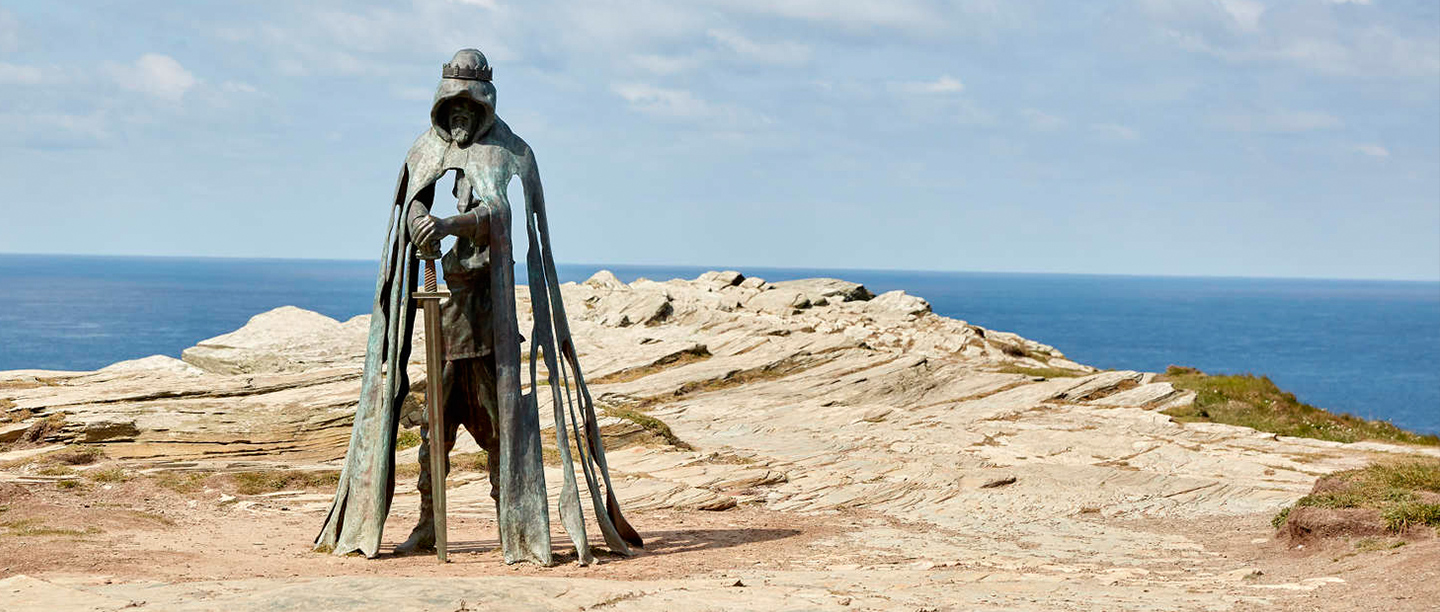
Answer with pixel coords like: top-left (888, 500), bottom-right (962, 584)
top-left (48, 445), bottom-right (106, 466)
top-left (2, 518), bottom-right (100, 537)
top-left (452, 451), bottom-right (490, 472)
top-left (153, 472), bottom-right (209, 493)
top-left (1382, 501), bottom-right (1440, 532)
top-left (1271, 506), bottom-right (1292, 530)
top-left (396, 429), bottom-right (422, 450)
top-left (602, 406), bottom-right (694, 451)
top-left (1158, 366), bottom-right (1439, 446)
top-left (1275, 457), bottom-right (1440, 534)
top-left (86, 467), bottom-right (129, 483)
top-left (1353, 537), bottom-right (1406, 552)
top-left (229, 470), bottom-right (340, 495)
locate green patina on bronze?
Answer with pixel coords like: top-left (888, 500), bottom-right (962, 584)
top-left (314, 49), bottom-right (642, 565)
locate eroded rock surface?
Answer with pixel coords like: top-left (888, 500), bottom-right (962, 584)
top-left (2, 270), bottom-right (1436, 611)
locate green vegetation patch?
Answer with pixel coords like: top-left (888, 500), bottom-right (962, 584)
top-left (1275, 457), bottom-right (1440, 533)
top-left (452, 451), bottom-right (490, 472)
top-left (396, 429), bottom-right (422, 450)
top-left (55, 479), bottom-right (87, 491)
top-left (229, 470), bottom-right (340, 495)
top-left (153, 472), bottom-right (209, 493)
top-left (994, 365), bottom-right (1085, 379)
top-left (86, 467), bottom-right (130, 483)
top-left (1158, 366), bottom-right (1439, 446)
top-left (602, 406), bottom-right (694, 451)
top-left (1353, 537), bottom-right (1406, 552)
top-left (2, 518), bottom-right (100, 537)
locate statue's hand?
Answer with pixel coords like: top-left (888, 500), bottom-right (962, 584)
top-left (412, 214), bottom-right (448, 248)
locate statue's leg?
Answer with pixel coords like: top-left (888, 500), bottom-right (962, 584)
top-left (396, 361), bottom-right (462, 554)
top-left (478, 353), bottom-right (502, 511)
top-left (454, 355), bottom-right (501, 512)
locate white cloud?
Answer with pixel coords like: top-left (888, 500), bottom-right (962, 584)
top-left (612, 83), bottom-right (717, 119)
top-left (1218, 0), bottom-right (1265, 32)
top-left (630, 53), bottom-right (699, 75)
top-left (1091, 123), bottom-right (1140, 141)
top-left (1215, 110), bottom-right (1343, 133)
top-left (715, 0), bottom-right (946, 34)
top-left (0, 62), bottom-right (44, 85)
top-left (1327, 0), bottom-right (1372, 4)
top-left (1145, 0), bottom-right (1438, 77)
top-left (1356, 144), bottom-right (1389, 157)
top-left (108, 54), bottom-right (197, 101)
top-left (1020, 108), bottom-right (1064, 131)
top-left (221, 81), bottom-right (258, 94)
top-left (896, 75), bottom-right (964, 95)
top-left (706, 29), bottom-right (811, 65)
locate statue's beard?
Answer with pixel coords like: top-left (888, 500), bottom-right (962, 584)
top-left (450, 118), bottom-right (473, 145)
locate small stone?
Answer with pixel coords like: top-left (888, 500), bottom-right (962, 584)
top-left (981, 475), bottom-right (1017, 489)
top-left (731, 579), bottom-right (745, 587)
top-left (861, 407), bottom-right (892, 423)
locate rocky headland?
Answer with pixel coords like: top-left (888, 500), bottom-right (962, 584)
top-left (1, 271), bottom-right (1436, 611)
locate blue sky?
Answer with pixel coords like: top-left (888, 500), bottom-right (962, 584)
top-left (1, 0), bottom-right (1436, 280)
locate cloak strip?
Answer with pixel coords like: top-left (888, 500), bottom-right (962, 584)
top-left (315, 165), bottom-right (417, 558)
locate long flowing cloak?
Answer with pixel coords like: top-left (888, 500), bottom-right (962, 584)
top-left (314, 121), bottom-right (642, 564)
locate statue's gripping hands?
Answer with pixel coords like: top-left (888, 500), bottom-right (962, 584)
top-left (315, 49), bottom-right (643, 566)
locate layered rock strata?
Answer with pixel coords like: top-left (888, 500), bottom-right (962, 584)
top-left (2, 270), bottom-right (1435, 610)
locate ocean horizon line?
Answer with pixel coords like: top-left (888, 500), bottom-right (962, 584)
top-left (3, 251), bottom-right (1437, 286)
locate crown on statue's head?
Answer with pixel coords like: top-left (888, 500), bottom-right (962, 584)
top-left (443, 61), bottom-right (492, 81)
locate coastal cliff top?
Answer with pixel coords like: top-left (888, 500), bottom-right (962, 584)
top-left (1, 270), bottom-right (1436, 611)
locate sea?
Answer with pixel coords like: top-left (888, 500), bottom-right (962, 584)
top-left (1, 253), bottom-right (1436, 435)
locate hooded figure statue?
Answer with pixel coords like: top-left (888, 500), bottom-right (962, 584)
top-left (315, 48), bottom-right (643, 565)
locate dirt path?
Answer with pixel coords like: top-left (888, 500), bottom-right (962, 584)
top-left (3, 466), bottom-right (1436, 611)
top-left (0, 475), bottom-right (840, 583)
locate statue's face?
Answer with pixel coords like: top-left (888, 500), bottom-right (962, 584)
top-left (447, 100), bottom-right (479, 146)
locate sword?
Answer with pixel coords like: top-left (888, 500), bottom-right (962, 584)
top-left (415, 252), bottom-right (450, 563)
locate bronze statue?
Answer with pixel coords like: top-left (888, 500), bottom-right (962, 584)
top-left (315, 48), bottom-right (643, 566)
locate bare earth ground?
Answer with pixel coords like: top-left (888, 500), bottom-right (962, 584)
top-left (3, 477), bottom-right (1436, 611)
top-left (2, 271), bottom-right (1437, 611)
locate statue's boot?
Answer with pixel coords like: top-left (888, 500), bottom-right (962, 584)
top-left (396, 515), bottom-right (436, 554)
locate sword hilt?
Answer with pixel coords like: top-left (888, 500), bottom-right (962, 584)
top-left (424, 258), bottom-right (438, 292)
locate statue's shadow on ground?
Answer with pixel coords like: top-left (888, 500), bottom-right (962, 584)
top-left (406, 527), bottom-right (802, 562)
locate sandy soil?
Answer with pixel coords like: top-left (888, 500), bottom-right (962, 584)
top-left (1104, 513), bottom-right (1440, 612)
top-left (0, 471), bottom-right (839, 583)
top-left (2, 466), bottom-right (1437, 612)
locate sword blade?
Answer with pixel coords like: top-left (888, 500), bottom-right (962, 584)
top-left (421, 297), bottom-right (448, 563)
